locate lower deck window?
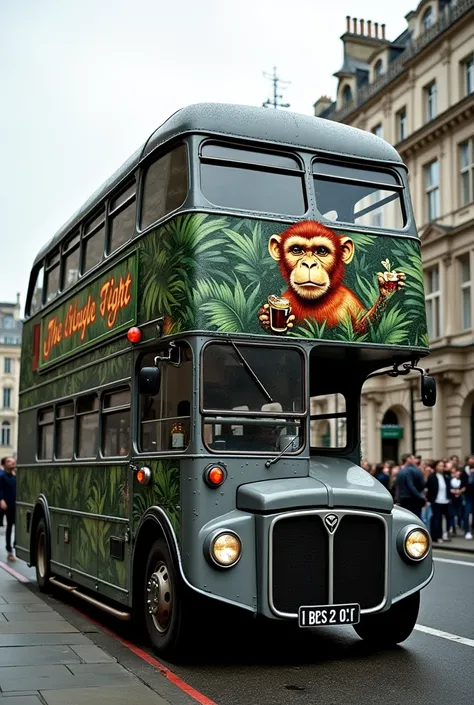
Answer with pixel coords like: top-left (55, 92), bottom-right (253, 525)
top-left (102, 388), bottom-right (131, 457)
top-left (77, 394), bottom-right (99, 458)
top-left (38, 407), bottom-right (54, 460)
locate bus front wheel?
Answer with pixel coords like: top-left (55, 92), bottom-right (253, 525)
top-left (35, 517), bottom-right (51, 592)
top-left (143, 537), bottom-right (191, 658)
top-left (353, 591), bottom-right (420, 646)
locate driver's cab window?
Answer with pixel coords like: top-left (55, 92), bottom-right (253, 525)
top-left (139, 342), bottom-right (192, 452)
top-left (202, 342), bottom-right (304, 453)
top-left (310, 393), bottom-right (347, 449)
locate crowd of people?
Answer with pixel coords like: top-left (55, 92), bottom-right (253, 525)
top-left (362, 453), bottom-right (474, 543)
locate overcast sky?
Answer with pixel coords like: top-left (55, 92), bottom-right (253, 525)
top-left (0, 0), bottom-right (418, 311)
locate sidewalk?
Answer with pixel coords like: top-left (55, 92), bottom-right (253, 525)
top-left (0, 562), bottom-right (169, 704)
top-left (433, 535), bottom-right (474, 553)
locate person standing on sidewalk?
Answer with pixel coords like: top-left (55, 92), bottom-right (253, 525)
top-left (396, 453), bottom-right (426, 518)
top-left (0, 458), bottom-right (5, 529)
top-left (0, 456), bottom-right (16, 561)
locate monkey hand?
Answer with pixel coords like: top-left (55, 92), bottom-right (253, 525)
top-left (258, 303), bottom-right (295, 332)
top-left (376, 271), bottom-right (406, 298)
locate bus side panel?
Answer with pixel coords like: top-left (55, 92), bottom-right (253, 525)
top-left (131, 458), bottom-right (180, 541)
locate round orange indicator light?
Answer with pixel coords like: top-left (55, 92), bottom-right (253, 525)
top-left (127, 327), bottom-right (142, 343)
top-left (204, 466), bottom-right (225, 487)
top-left (136, 466), bottom-right (151, 485)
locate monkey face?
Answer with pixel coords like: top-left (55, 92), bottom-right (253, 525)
top-left (269, 230), bottom-right (355, 302)
top-left (285, 235), bottom-right (335, 299)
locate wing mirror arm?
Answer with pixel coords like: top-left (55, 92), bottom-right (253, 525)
top-left (366, 360), bottom-right (436, 407)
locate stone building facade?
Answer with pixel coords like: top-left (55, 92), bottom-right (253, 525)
top-left (0, 295), bottom-right (22, 458)
top-left (314, 0), bottom-right (474, 463)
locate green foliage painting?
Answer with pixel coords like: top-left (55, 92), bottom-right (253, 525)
top-left (138, 214), bottom-right (428, 347)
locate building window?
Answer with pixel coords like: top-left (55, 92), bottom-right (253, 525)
top-left (2, 388), bottom-right (12, 409)
top-left (425, 81), bottom-right (437, 121)
top-left (460, 254), bottom-right (471, 331)
top-left (1, 421), bottom-right (10, 447)
top-left (342, 84), bottom-right (352, 104)
top-left (460, 139), bottom-right (474, 205)
top-left (425, 160), bottom-right (440, 221)
top-left (397, 108), bottom-right (407, 141)
top-left (422, 7), bottom-right (434, 31)
top-left (374, 59), bottom-right (383, 79)
top-left (463, 55), bottom-right (474, 96)
top-left (3, 315), bottom-right (14, 329)
top-left (4, 358), bottom-right (12, 374)
top-left (425, 266), bottom-right (441, 339)
top-left (372, 124), bottom-right (383, 138)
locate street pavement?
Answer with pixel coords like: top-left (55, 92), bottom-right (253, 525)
top-left (0, 540), bottom-right (473, 704)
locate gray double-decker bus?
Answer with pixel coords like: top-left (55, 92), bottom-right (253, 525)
top-left (17, 103), bottom-right (435, 659)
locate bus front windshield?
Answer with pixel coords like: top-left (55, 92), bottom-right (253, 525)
top-left (202, 342), bottom-right (305, 453)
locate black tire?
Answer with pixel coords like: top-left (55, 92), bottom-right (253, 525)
top-left (143, 537), bottom-right (193, 659)
top-left (35, 517), bottom-right (51, 592)
top-left (353, 591), bottom-right (420, 646)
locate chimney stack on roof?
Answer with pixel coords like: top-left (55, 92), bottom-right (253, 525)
top-left (345, 16), bottom-right (387, 39)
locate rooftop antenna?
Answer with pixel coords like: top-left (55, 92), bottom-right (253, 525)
top-left (262, 66), bottom-right (290, 109)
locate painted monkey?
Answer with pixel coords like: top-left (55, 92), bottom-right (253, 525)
top-left (258, 221), bottom-right (405, 333)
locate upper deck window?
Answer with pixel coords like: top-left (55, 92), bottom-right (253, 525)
top-left (140, 144), bottom-right (188, 230)
top-left (28, 265), bottom-right (44, 316)
top-left (108, 180), bottom-right (136, 254)
top-left (62, 232), bottom-right (80, 290)
top-left (200, 143), bottom-right (306, 216)
top-left (313, 161), bottom-right (406, 231)
top-left (83, 209), bottom-right (105, 274)
top-left (45, 252), bottom-right (60, 303)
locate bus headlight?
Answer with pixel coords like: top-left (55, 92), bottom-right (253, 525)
top-left (400, 527), bottom-right (430, 561)
top-left (206, 531), bottom-right (242, 568)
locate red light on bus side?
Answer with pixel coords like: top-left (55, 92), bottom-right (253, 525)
top-left (203, 465), bottom-right (226, 487)
top-left (127, 327), bottom-right (142, 343)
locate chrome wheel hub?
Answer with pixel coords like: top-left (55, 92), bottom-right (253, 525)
top-left (147, 561), bottom-right (172, 633)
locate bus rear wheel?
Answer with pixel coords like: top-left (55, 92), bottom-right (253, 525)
top-left (353, 591), bottom-right (420, 646)
top-left (35, 517), bottom-right (51, 592)
top-left (143, 537), bottom-right (192, 658)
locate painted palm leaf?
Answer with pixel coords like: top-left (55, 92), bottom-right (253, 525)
top-left (223, 222), bottom-right (274, 283)
top-left (193, 278), bottom-right (261, 332)
top-left (369, 305), bottom-right (411, 345)
top-left (289, 318), bottom-right (327, 339)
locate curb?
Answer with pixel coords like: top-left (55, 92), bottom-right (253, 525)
top-left (433, 542), bottom-right (474, 554)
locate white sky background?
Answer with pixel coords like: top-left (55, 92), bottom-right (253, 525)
top-left (0, 0), bottom-right (418, 311)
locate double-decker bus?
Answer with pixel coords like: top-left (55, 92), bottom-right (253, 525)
top-left (17, 103), bottom-right (435, 659)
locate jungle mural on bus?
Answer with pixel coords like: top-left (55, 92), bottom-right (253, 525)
top-left (137, 213), bottom-right (429, 348)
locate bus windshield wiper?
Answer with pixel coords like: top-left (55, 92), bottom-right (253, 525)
top-left (265, 436), bottom-right (298, 468)
top-left (229, 339), bottom-right (273, 404)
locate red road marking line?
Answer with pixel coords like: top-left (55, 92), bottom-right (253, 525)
top-left (0, 561), bottom-right (30, 583)
top-left (0, 563), bottom-right (218, 705)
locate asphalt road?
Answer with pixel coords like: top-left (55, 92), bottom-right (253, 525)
top-left (9, 549), bottom-right (474, 705)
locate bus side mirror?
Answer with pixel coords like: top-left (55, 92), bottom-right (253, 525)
top-left (421, 375), bottom-right (436, 407)
top-left (139, 367), bottom-right (161, 396)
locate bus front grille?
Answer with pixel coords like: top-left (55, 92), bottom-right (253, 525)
top-left (270, 511), bottom-right (386, 616)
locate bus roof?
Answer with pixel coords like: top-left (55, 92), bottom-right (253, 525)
top-left (33, 102), bottom-right (403, 267)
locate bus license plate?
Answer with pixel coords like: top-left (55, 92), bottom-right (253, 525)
top-left (298, 603), bottom-right (360, 628)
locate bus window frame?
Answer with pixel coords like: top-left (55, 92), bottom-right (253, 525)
top-left (106, 178), bottom-right (137, 256)
top-left (81, 206), bottom-right (106, 276)
top-left (37, 405), bottom-right (55, 461)
top-left (60, 231), bottom-right (81, 292)
top-left (311, 156), bottom-right (410, 234)
top-left (198, 138), bottom-right (309, 218)
top-left (55, 399), bottom-right (75, 461)
top-left (76, 392), bottom-right (100, 461)
top-left (44, 251), bottom-right (61, 305)
top-left (137, 141), bottom-right (190, 235)
top-left (136, 341), bottom-right (193, 455)
top-left (100, 385), bottom-right (132, 459)
top-left (200, 339), bottom-right (307, 456)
